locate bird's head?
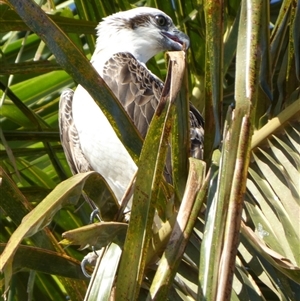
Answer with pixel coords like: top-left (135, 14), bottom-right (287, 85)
top-left (92, 7), bottom-right (190, 66)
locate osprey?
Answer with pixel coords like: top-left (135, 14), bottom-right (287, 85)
top-left (59, 7), bottom-right (204, 207)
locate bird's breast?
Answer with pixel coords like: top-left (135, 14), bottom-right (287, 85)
top-left (72, 85), bottom-right (137, 202)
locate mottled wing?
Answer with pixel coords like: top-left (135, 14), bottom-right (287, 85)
top-left (189, 104), bottom-right (204, 159)
top-left (103, 52), bottom-right (204, 159)
top-left (59, 89), bottom-right (92, 174)
top-left (102, 52), bottom-right (163, 138)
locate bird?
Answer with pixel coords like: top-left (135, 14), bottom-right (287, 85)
top-left (59, 7), bottom-right (204, 210)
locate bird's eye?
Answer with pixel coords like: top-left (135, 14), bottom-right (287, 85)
top-left (155, 15), bottom-right (168, 27)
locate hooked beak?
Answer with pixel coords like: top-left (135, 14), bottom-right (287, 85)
top-left (161, 29), bottom-right (190, 51)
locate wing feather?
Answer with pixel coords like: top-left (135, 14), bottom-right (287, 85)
top-left (102, 52), bottom-right (204, 157)
top-left (102, 52), bottom-right (163, 138)
top-left (59, 89), bottom-right (92, 174)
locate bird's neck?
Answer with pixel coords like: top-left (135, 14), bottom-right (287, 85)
top-left (91, 29), bottom-right (160, 75)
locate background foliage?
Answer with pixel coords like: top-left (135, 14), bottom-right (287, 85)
top-left (0, 0), bottom-right (299, 300)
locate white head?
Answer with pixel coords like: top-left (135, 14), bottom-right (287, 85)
top-left (91, 7), bottom-right (190, 70)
